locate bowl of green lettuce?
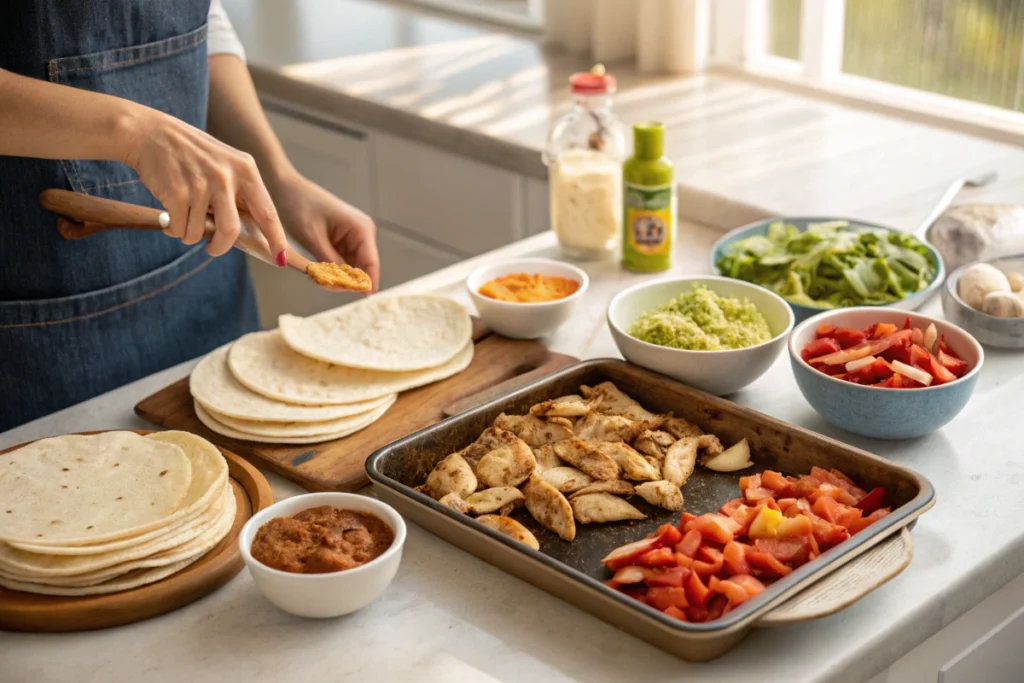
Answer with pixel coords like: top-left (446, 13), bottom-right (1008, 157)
top-left (711, 217), bottom-right (944, 323)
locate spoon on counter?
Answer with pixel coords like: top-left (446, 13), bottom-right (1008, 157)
top-left (912, 171), bottom-right (998, 239)
top-left (39, 189), bottom-right (371, 293)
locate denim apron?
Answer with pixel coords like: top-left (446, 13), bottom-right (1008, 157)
top-left (0, 1), bottom-right (259, 432)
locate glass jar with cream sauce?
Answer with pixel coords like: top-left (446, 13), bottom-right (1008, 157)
top-left (542, 65), bottom-right (626, 260)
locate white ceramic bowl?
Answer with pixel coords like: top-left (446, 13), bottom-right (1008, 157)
top-left (607, 276), bottom-right (795, 395)
top-left (239, 492), bottom-right (406, 618)
top-left (466, 258), bottom-right (589, 339)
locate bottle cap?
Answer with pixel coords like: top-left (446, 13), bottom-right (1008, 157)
top-left (633, 121), bottom-right (664, 159)
top-left (570, 64), bottom-right (616, 94)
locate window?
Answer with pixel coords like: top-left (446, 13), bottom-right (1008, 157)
top-left (717, 0), bottom-right (1024, 118)
top-left (403, 0), bottom-right (543, 30)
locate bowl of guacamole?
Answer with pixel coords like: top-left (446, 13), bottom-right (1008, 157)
top-left (608, 276), bottom-right (794, 395)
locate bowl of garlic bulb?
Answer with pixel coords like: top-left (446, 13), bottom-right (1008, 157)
top-left (942, 255), bottom-right (1024, 348)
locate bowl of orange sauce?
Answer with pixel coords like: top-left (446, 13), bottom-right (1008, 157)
top-left (466, 258), bottom-right (589, 339)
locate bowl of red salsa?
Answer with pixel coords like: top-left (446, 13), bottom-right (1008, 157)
top-left (788, 308), bottom-right (983, 439)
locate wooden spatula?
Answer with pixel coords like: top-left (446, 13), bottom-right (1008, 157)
top-left (39, 189), bottom-right (371, 293)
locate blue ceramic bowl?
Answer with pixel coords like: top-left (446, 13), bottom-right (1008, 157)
top-left (788, 308), bottom-right (983, 439)
top-left (711, 217), bottom-right (946, 324)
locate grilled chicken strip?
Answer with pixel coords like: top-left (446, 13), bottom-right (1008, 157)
top-left (570, 493), bottom-right (646, 524)
top-left (523, 475), bottom-right (576, 541)
top-left (494, 413), bottom-right (574, 448)
top-left (529, 395), bottom-right (591, 418)
top-left (588, 441), bottom-right (660, 481)
top-left (634, 481), bottom-right (684, 511)
top-left (425, 452), bottom-right (478, 500)
top-left (552, 439), bottom-right (620, 480)
top-left (580, 381), bottom-right (661, 423)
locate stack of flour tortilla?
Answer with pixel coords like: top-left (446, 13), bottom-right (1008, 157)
top-left (0, 431), bottom-right (233, 596)
top-left (189, 294), bottom-right (474, 444)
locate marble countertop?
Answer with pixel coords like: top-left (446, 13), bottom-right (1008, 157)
top-left (5, 221), bottom-right (1024, 683)
top-left (222, 0), bottom-right (1024, 231)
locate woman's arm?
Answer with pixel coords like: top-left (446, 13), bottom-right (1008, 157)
top-left (206, 54), bottom-right (381, 287)
top-left (0, 69), bottom-right (138, 162)
top-left (0, 68), bottom-right (288, 259)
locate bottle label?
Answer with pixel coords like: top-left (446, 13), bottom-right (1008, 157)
top-left (624, 182), bottom-right (673, 256)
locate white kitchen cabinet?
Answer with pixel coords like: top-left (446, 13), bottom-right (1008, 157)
top-left (264, 107), bottom-right (375, 215)
top-left (524, 176), bottom-right (550, 236)
top-left (374, 132), bottom-right (526, 254)
top-left (247, 222), bottom-right (459, 328)
top-left (867, 571), bottom-right (1024, 683)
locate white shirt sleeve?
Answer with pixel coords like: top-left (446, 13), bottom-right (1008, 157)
top-left (207, 0), bottom-right (246, 61)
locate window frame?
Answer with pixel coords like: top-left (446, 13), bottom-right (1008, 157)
top-left (709, 0), bottom-right (1024, 145)
top-left (399, 0), bottom-right (544, 31)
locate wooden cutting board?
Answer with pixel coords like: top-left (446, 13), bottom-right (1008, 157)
top-left (135, 321), bottom-right (577, 492)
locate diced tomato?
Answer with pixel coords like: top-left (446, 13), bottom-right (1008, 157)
top-left (810, 466), bottom-right (843, 488)
top-left (789, 476), bottom-right (821, 498)
top-left (809, 484), bottom-right (859, 507)
top-left (760, 470), bottom-right (790, 493)
top-left (645, 565), bottom-right (690, 588)
top-left (745, 486), bottom-right (775, 504)
top-left (777, 514), bottom-right (812, 539)
top-left (816, 324), bottom-right (838, 338)
top-left (937, 335), bottom-right (955, 356)
top-left (828, 469), bottom-right (868, 499)
top-left (684, 514), bottom-right (741, 545)
top-left (675, 529), bottom-right (702, 558)
top-left (609, 566), bottom-right (650, 587)
top-left (674, 552), bottom-right (694, 568)
top-left (832, 327), bottom-right (867, 349)
top-left (677, 511), bottom-right (697, 530)
top-left (602, 537), bottom-right (661, 570)
top-left (663, 605), bottom-right (687, 621)
top-left (776, 497), bottom-right (799, 514)
top-left (746, 550), bottom-right (793, 578)
top-left (723, 541), bottom-right (751, 575)
top-left (754, 538), bottom-right (806, 563)
top-left (924, 352), bottom-right (958, 385)
top-left (637, 547), bottom-right (676, 568)
top-left (719, 498), bottom-right (743, 516)
top-left (877, 372), bottom-right (906, 388)
top-left (811, 518), bottom-right (850, 550)
top-left (685, 570), bottom-right (712, 607)
top-left (903, 316), bottom-right (913, 330)
top-left (727, 504), bottom-right (760, 535)
top-left (910, 327), bottom-right (925, 347)
top-left (938, 349), bottom-right (968, 377)
top-left (846, 358), bottom-right (894, 385)
top-left (834, 506), bottom-right (864, 531)
top-left (811, 495), bottom-right (844, 523)
top-left (653, 523), bottom-right (683, 547)
top-left (866, 322), bottom-right (899, 339)
top-left (909, 343), bottom-right (932, 371)
top-left (692, 545), bottom-right (724, 576)
top-left (646, 586), bottom-right (689, 611)
top-left (810, 330), bottom-right (911, 366)
top-left (617, 587), bottom-right (647, 603)
top-left (802, 337), bottom-right (842, 361)
top-left (714, 578), bottom-right (753, 606)
top-left (855, 487), bottom-right (887, 514)
top-left (738, 473), bottom-right (762, 492)
top-left (730, 574), bottom-right (767, 598)
top-left (814, 362), bottom-right (851, 377)
top-left (865, 508), bottom-right (890, 523)
top-left (684, 605), bottom-right (709, 622)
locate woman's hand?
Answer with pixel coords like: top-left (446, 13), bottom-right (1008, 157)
top-left (268, 171), bottom-right (381, 291)
top-left (121, 108), bottom-right (290, 261)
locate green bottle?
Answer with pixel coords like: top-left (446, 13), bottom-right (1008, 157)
top-left (622, 122), bottom-right (675, 272)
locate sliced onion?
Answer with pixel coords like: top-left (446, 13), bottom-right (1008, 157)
top-left (845, 355), bottom-right (877, 372)
top-left (703, 438), bottom-right (754, 472)
top-left (889, 360), bottom-right (933, 386)
top-left (924, 323), bottom-right (938, 353)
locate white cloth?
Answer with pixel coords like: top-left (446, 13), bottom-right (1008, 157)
top-left (207, 0), bottom-right (246, 61)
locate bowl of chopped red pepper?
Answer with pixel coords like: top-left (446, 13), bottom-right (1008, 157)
top-left (788, 308), bottom-right (984, 439)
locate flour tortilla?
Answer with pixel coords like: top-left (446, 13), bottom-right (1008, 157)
top-left (228, 330), bottom-right (473, 406)
top-left (0, 487), bottom-right (235, 588)
top-left (0, 483), bottom-right (232, 577)
top-left (0, 432), bottom-right (192, 544)
top-left (279, 294), bottom-right (472, 371)
top-left (0, 555), bottom-right (203, 597)
top-left (6, 431), bottom-right (230, 550)
top-left (203, 394), bottom-right (396, 437)
top-left (194, 398), bottom-right (392, 444)
top-left (190, 345), bottom-right (392, 422)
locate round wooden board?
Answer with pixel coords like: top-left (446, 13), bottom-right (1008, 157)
top-left (0, 430), bottom-right (274, 632)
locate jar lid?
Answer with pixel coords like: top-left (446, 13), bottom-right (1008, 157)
top-left (570, 64), bottom-right (616, 94)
